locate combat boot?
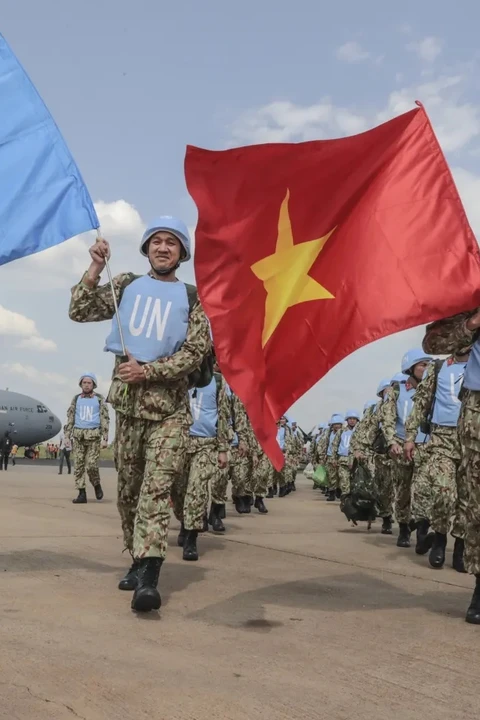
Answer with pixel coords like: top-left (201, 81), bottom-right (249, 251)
top-left (118, 559), bottom-right (140, 591)
top-left (415, 519), bottom-right (434, 555)
top-left (428, 532), bottom-right (447, 569)
top-left (183, 530), bottom-right (199, 561)
top-left (278, 485), bottom-right (288, 498)
top-left (72, 488), bottom-right (87, 504)
top-left (242, 495), bottom-right (252, 513)
top-left (131, 558), bottom-right (162, 612)
top-left (452, 537), bottom-right (467, 573)
top-left (381, 516), bottom-right (393, 535)
top-left (177, 522), bottom-right (186, 547)
top-left (465, 575), bottom-right (480, 625)
top-left (234, 496), bottom-right (246, 514)
top-left (326, 489), bottom-right (336, 502)
top-left (254, 497), bottom-right (268, 514)
top-left (94, 483), bottom-right (104, 501)
top-left (267, 488), bottom-right (274, 498)
top-left (201, 513), bottom-right (209, 533)
top-left (272, 483), bottom-right (278, 496)
top-left (210, 503), bottom-right (225, 532)
top-left (396, 522), bottom-right (411, 548)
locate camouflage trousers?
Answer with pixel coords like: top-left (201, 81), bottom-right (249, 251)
top-left (412, 426), bottom-right (466, 537)
top-left (374, 454), bottom-right (394, 518)
top-left (337, 457), bottom-right (351, 495)
top-left (252, 452), bottom-right (274, 498)
top-left (458, 391), bottom-right (480, 575)
top-left (211, 463), bottom-right (230, 505)
top-left (391, 439), bottom-right (428, 525)
top-left (72, 429), bottom-right (101, 490)
top-left (285, 453), bottom-right (298, 484)
top-left (231, 447), bottom-right (252, 497)
top-left (175, 437), bottom-right (218, 531)
top-left (114, 412), bottom-right (187, 560)
top-left (326, 457), bottom-right (338, 492)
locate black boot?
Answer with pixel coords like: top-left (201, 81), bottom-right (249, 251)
top-left (452, 537), bottom-right (467, 573)
top-left (254, 497), bottom-right (268, 514)
top-left (396, 522), bottom-right (411, 548)
top-left (210, 503), bottom-right (225, 532)
top-left (267, 488), bottom-right (274, 498)
top-left (242, 495), bottom-right (252, 513)
top-left (381, 516), bottom-right (393, 535)
top-left (177, 522), bottom-right (186, 547)
top-left (131, 558), bottom-right (162, 612)
top-left (94, 483), bottom-right (104, 501)
top-left (466, 576), bottom-right (480, 625)
top-left (118, 559), bottom-right (140, 591)
top-left (272, 483), bottom-right (278, 496)
top-left (72, 488), bottom-right (87, 504)
top-left (415, 519), bottom-right (434, 555)
top-left (279, 485), bottom-right (288, 498)
top-left (326, 489), bottom-right (336, 502)
top-left (335, 488), bottom-right (342, 499)
top-left (291, 480), bottom-right (297, 491)
top-left (429, 532), bottom-right (447, 569)
top-left (234, 496), bottom-right (246, 514)
top-left (201, 513), bottom-right (209, 533)
top-left (183, 530), bottom-right (199, 561)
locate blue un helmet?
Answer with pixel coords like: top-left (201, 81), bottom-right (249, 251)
top-left (401, 348), bottom-right (433, 375)
top-left (376, 378), bottom-right (391, 397)
top-left (330, 413), bottom-right (345, 425)
top-left (391, 372), bottom-right (409, 384)
top-left (140, 216), bottom-right (192, 262)
top-left (345, 409), bottom-right (360, 421)
top-left (79, 372), bottom-right (97, 389)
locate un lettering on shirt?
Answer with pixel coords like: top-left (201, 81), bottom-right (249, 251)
top-left (75, 397), bottom-right (101, 430)
top-left (104, 277), bottom-right (189, 362)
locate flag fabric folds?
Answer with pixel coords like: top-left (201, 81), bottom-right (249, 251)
top-left (185, 104), bottom-right (480, 469)
top-left (0, 33), bottom-right (99, 267)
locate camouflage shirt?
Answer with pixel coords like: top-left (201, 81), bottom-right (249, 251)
top-left (68, 272), bottom-right (211, 423)
top-left (423, 310), bottom-right (479, 355)
top-left (350, 404), bottom-right (380, 453)
top-left (65, 392), bottom-right (110, 441)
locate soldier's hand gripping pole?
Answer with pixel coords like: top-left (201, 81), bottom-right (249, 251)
top-left (96, 228), bottom-right (127, 356)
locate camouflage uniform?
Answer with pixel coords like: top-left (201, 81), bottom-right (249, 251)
top-left (350, 404), bottom-right (393, 518)
top-left (69, 271), bottom-right (210, 561)
top-left (380, 383), bottom-right (429, 525)
top-left (404, 360), bottom-right (466, 537)
top-left (230, 393), bottom-right (253, 498)
top-left (286, 427), bottom-right (302, 484)
top-left (175, 376), bottom-right (230, 530)
top-left (250, 433), bottom-right (274, 498)
top-left (423, 312), bottom-right (480, 575)
top-left (331, 430), bottom-right (351, 496)
top-left (273, 424), bottom-right (294, 491)
top-left (65, 393), bottom-right (109, 491)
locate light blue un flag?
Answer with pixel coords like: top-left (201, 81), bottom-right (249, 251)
top-left (0, 33), bottom-right (99, 266)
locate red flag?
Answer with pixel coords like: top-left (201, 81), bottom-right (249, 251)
top-left (184, 104), bottom-right (480, 469)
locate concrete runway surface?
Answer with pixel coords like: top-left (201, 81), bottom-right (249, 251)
top-left (0, 465), bottom-right (477, 720)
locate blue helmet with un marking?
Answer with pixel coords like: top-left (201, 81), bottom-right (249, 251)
top-left (401, 348), bottom-right (433, 375)
top-left (79, 372), bottom-right (97, 388)
top-left (345, 409), bottom-right (360, 420)
top-left (329, 413), bottom-right (344, 425)
top-left (391, 372), bottom-right (409, 384)
top-left (376, 378), bottom-right (391, 397)
top-left (140, 216), bottom-right (192, 262)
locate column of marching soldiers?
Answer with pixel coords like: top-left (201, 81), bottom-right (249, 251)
top-left (310, 346), bottom-right (469, 578)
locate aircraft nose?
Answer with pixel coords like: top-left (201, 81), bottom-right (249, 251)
top-left (52, 415), bottom-right (62, 436)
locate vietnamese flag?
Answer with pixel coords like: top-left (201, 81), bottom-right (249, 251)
top-left (184, 103), bottom-right (480, 469)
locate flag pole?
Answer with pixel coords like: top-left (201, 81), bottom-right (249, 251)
top-left (96, 228), bottom-right (127, 356)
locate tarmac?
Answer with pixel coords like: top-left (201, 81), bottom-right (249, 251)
top-left (0, 464), bottom-right (477, 720)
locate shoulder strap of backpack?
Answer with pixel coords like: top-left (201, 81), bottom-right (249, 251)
top-left (184, 283), bottom-right (198, 313)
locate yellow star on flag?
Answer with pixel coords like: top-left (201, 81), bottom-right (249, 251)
top-left (251, 189), bottom-right (336, 348)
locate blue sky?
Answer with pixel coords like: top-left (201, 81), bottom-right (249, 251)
top-left (1, 0), bottom-right (480, 434)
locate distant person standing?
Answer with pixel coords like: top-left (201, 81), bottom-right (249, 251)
top-left (0, 432), bottom-right (13, 471)
top-left (58, 428), bottom-right (73, 475)
top-left (65, 372), bottom-right (110, 503)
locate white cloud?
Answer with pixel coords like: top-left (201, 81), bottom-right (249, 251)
top-left (336, 41), bottom-right (370, 64)
top-left (230, 100), bottom-right (368, 145)
top-left (17, 336), bottom-right (57, 353)
top-left (0, 362), bottom-right (69, 386)
top-left (0, 305), bottom-right (57, 352)
top-left (451, 167), bottom-right (480, 235)
top-left (408, 36), bottom-right (443, 64)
